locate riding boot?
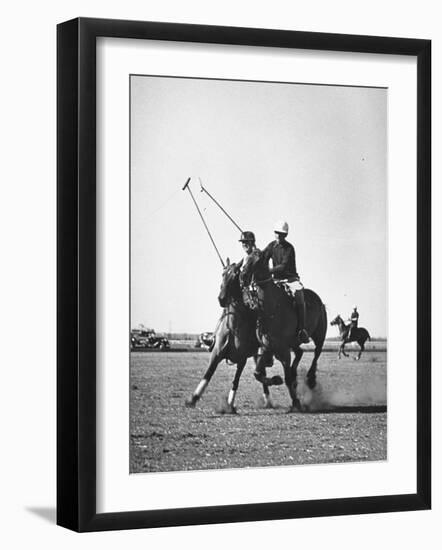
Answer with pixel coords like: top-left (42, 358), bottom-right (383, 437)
top-left (348, 324), bottom-right (355, 341)
top-left (294, 290), bottom-right (310, 344)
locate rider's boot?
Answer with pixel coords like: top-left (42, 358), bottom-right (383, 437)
top-left (295, 290), bottom-right (310, 344)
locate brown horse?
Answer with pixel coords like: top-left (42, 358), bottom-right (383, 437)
top-left (185, 261), bottom-right (281, 412)
top-left (240, 253), bottom-right (327, 411)
top-left (330, 314), bottom-right (371, 360)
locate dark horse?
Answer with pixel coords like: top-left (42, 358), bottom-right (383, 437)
top-left (330, 314), bottom-right (371, 360)
top-left (240, 253), bottom-right (327, 411)
top-left (185, 260), bottom-right (280, 412)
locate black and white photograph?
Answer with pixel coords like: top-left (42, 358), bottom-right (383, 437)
top-left (0, 0), bottom-right (437, 542)
top-left (130, 75), bottom-right (388, 474)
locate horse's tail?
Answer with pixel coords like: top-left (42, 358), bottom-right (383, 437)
top-left (360, 328), bottom-right (371, 341)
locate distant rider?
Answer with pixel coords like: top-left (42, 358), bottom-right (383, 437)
top-left (262, 220), bottom-right (310, 344)
top-left (348, 306), bottom-right (359, 340)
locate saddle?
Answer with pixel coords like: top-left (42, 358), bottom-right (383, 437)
top-left (274, 280), bottom-right (295, 299)
top-left (243, 279), bottom-right (296, 309)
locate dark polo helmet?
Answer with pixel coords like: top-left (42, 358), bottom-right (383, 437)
top-left (239, 231), bottom-right (256, 243)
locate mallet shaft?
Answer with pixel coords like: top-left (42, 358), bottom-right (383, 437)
top-left (199, 180), bottom-right (243, 233)
top-left (182, 178), bottom-right (225, 268)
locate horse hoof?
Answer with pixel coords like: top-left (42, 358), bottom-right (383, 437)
top-left (270, 375), bottom-right (284, 386)
top-left (185, 398), bottom-right (197, 408)
top-left (307, 377), bottom-right (316, 390)
top-left (218, 404), bottom-right (237, 414)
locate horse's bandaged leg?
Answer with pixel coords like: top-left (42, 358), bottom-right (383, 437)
top-left (227, 389), bottom-right (236, 407)
top-left (262, 393), bottom-right (272, 408)
top-left (194, 378), bottom-right (208, 398)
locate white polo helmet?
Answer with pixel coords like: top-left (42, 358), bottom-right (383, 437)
top-left (274, 220), bottom-right (289, 234)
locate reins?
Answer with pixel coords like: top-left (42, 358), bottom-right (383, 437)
top-left (253, 277), bottom-right (273, 286)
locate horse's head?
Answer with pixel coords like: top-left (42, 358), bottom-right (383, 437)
top-left (330, 314), bottom-right (342, 326)
top-left (239, 251), bottom-right (269, 288)
top-left (218, 259), bottom-right (241, 307)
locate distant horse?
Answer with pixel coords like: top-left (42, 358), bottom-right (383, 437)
top-left (240, 253), bottom-right (327, 412)
top-left (330, 314), bottom-right (371, 360)
top-left (185, 261), bottom-right (280, 413)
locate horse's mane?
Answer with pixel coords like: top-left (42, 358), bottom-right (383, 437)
top-left (240, 250), bottom-right (270, 286)
top-left (221, 262), bottom-right (242, 302)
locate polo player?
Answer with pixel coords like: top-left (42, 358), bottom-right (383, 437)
top-left (348, 306), bottom-right (359, 340)
top-left (237, 231), bottom-right (261, 270)
top-left (238, 231), bottom-right (274, 372)
top-left (262, 220), bottom-right (310, 344)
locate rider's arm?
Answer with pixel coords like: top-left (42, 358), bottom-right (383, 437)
top-left (239, 251), bottom-right (259, 286)
top-left (261, 242), bottom-right (272, 264)
top-left (269, 245), bottom-right (298, 278)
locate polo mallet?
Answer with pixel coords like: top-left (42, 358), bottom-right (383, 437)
top-left (199, 178), bottom-right (243, 233)
top-left (182, 177), bottom-right (225, 268)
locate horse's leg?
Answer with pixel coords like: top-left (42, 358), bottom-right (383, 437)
top-left (279, 350), bottom-right (299, 412)
top-left (340, 341), bottom-right (349, 358)
top-left (185, 348), bottom-right (223, 407)
top-left (261, 382), bottom-right (273, 408)
top-left (252, 353), bottom-right (272, 408)
top-left (306, 342), bottom-right (323, 389)
top-left (356, 339), bottom-right (365, 360)
top-left (287, 347), bottom-right (303, 411)
top-left (225, 358), bottom-right (247, 413)
top-left (254, 351), bottom-right (283, 387)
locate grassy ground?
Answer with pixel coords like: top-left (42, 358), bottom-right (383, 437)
top-left (130, 350), bottom-right (387, 473)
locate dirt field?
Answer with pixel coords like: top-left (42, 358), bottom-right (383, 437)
top-left (130, 350), bottom-right (387, 473)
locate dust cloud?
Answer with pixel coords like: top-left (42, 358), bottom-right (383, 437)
top-left (297, 377), bottom-right (386, 412)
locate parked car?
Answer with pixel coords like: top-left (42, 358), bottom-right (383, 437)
top-left (131, 329), bottom-right (170, 350)
top-left (195, 331), bottom-right (214, 349)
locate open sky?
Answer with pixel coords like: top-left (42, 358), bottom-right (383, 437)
top-left (130, 75), bottom-right (387, 338)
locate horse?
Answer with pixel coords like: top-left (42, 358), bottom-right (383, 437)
top-left (240, 252), bottom-right (327, 412)
top-left (185, 260), bottom-right (281, 413)
top-left (330, 314), bottom-right (371, 360)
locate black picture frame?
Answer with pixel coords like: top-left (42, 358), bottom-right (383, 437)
top-left (57, 17), bottom-right (431, 532)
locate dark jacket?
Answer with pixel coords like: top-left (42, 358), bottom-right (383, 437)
top-left (350, 310), bottom-right (359, 326)
top-left (262, 240), bottom-right (298, 281)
